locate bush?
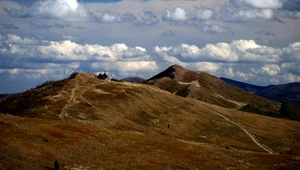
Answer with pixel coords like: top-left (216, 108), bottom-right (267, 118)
top-left (35, 80), bottom-right (54, 89)
top-left (69, 72), bottom-right (79, 79)
top-left (111, 78), bottom-right (124, 82)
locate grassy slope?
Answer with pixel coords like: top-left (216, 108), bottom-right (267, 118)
top-left (0, 73), bottom-right (300, 169)
top-left (145, 65), bottom-right (281, 118)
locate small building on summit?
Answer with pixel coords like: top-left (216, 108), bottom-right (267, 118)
top-left (97, 72), bottom-right (110, 80)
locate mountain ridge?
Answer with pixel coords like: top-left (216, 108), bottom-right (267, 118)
top-left (221, 77), bottom-right (300, 107)
top-left (145, 65), bottom-right (300, 120)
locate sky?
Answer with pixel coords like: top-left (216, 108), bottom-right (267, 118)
top-left (0, 0), bottom-right (300, 93)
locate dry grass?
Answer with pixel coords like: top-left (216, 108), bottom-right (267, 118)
top-left (1, 114), bottom-right (300, 170)
top-left (209, 104), bottom-right (300, 155)
top-left (0, 72), bottom-right (300, 169)
top-left (145, 65), bottom-right (282, 118)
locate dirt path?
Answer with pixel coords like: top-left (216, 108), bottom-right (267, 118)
top-left (204, 104), bottom-right (275, 154)
top-left (59, 79), bottom-right (108, 121)
top-left (79, 82), bottom-right (106, 110)
top-left (60, 79), bottom-right (78, 121)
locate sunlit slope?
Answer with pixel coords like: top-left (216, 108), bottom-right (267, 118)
top-left (145, 65), bottom-right (285, 118)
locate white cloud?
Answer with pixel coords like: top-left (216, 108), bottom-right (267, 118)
top-left (238, 9), bottom-right (274, 20)
top-left (221, 0), bottom-right (277, 22)
top-left (95, 10), bottom-right (159, 25)
top-left (0, 34), bottom-right (150, 63)
top-left (194, 6), bottom-right (215, 20)
top-left (0, 33), bottom-right (159, 81)
top-left (97, 10), bottom-right (123, 22)
top-left (242, 0), bottom-right (283, 9)
top-left (283, 73), bottom-right (300, 83)
top-left (198, 24), bottom-right (232, 34)
top-left (235, 71), bottom-right (255, 81)
top-left (222, 9), bottom-right (274, 22)
top-left (154, 41), bottom-right (238, 63)
top-left (282, 42), bottom-right (300, 62)
top-left (91, 61), bottom-right (157, 72)
top-left (153, 40), bottom-right (300, 64)
top-left (162, 7), bottom-right (190, 23)
top-left (159, 6), bottom-right (231, 34)
top-left (0, 62), bottom-right (79, 80)
top-left (261, 64), bottom-right (281, 76)
top-left (1, 31), bottom-right (299, 90)
top-left (190, 62), bottom-right (221, 74)
top-left (4, 0), bottom-right (92, 21)
top-left (225, 67), bottom-right (234, 78)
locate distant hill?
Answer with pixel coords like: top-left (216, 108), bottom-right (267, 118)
top-left (221, 77), bottom-right (300, 107)
top-left (122, 77), bottom-right (145, 83)
top-left (0, 93), bottom-right (12, 100)
top-left (144, 65), bottom-right (300, 120)
top-left (220, 77), bottom-right (265, 93)
top-left (256, 83), bottom-right (300, 106)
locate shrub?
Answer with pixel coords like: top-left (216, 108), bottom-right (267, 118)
top-left (35, 80), bottom-right (54, 89)
top-left (111, 79), bottom-right (124, 82)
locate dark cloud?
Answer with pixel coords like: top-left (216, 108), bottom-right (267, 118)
top-left (0, 22), bottom-right (19, 30)
top-left (282, 0), bottom-right (300, 11)
top-left (122, 12), bottom-right (137, 22)
top-left (272, 0), bottom-right (300, 19)
top-left (193, 6), bottom-right (215, 21)
top-left (29, 22), bottom-right (68, 30)
top-left (255, 31), bottom-right (276, 36)
top-left (133, 11), bottom-right (159, 26)
top-left (276, 10), bottom-right (300, 19)
top-left (198, 24), bottom-right (233, 34)
top-left (160, 30), bottom-right (176, 37)
top-left (254, 36), bottom-right (272, 45)
top-left (97, 10), bottom-right (123, 22)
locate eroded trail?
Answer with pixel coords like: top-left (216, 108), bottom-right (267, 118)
top-left (79, 82), bottom-right (106, 110)
top-left (60, 79), bottom-right (78, 121)
top-left (59, 78), bottom-right (112, 121)
top-left (204, 104), bottom-right (275, 154)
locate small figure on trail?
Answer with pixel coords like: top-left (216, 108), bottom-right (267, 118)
top-left (54, 160), bottom-right (59, 170)
top-left (168, 124), bottom-right (170, 128)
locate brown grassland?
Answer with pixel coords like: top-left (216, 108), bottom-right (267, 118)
top-left (0, 73), bottom-right (300, 169)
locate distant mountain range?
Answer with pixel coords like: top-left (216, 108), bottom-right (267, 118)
top-left (121, 77), bottom-right (145, 83)
top-left (221, 77), bottom-right (300, 107)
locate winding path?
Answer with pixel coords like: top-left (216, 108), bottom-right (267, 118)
top-left (59, 78), bottom-right (115, 121)
top-left (60, 79), bottom-right (78, 121)
top-left (79, 82), bottom-right (105, 110)
top-left (204, 104), bottom-right (275, 154)
top-left (59, 78), bottom-right (273, 154)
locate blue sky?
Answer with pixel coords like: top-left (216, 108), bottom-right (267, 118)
top-left (0, 0), bottom-right (300, 93)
